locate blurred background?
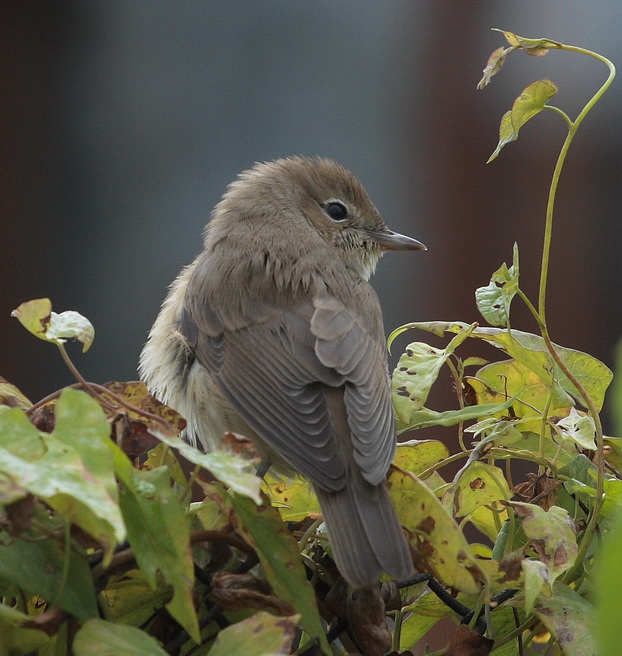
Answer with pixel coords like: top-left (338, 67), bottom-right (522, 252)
top-left (2, 2), bottom-right (621, 430)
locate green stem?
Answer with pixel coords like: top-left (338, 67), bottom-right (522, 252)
top-left (533, 42), bottom-right (614, 577)
top-left (516, 289), bottom-right (543, 331)
top-left (298, 516), bottom-right (324, 552)
top-left (392, 607), bottom-right (404, 652)
top-left (538, 125), bottom-right (570, 323)
top-left (446, 357), bottom-right (468, 452)
top-left (50, 519), bottom-right (72, 609)
top-left (485, 465), bottom-right (517, 555)
top-left (538, 393), bottom-right (553, 475)
top-left (538, 45), bottom-right (616, 322)
top-left (179, 464), bottom-right (201, 505)
top-left (543, 104), bottom-right (573, 128)
top-left (541, 328), bottom-right (605, 567)
top-left (417, 450), bottom-right (472, 480)
top-left (468, 590), bottom-right (486, 631)
top-left (492, 616), bottom-right (539, 650)
top-left (56, 343), bottom-right (117, 413)
top-left (487, 447), bottom-right (555, 472)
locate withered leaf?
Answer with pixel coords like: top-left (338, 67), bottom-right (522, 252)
top-left (446, 624), bottom-right (494, 656)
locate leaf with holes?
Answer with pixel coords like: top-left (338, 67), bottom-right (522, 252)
top-left (407, 323), bottom-right (613, 411)
top-left (389, 468), bottom-right (486, 594)
top-left (475, 243), bottom-right (519, 326)
top-left (445, 461), bottom-right (511, 519)
top-left (510, 502), bottom-right (577, 584)
top-left (11, 298), bottom-right (95, 352)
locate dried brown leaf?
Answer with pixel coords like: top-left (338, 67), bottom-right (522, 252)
top-left (446, 624), bottom-right (494, 656)
top-left (347, 586), bottom-right (391, 656)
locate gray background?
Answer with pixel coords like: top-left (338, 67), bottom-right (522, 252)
top-left (2, 2), bottom-right (621, 431)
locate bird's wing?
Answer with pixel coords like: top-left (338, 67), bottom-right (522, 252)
top-left (181, 290), bottom-right (396, 491)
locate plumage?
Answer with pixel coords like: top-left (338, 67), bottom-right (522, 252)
top-left (139, 156), bottom-right (425, 587)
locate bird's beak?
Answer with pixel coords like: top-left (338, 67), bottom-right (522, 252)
top-left (366, 228), bottom-right (427, 251)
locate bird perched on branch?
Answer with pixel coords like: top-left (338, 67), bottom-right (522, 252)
top-left (140, 156), bottom-right (425, 588)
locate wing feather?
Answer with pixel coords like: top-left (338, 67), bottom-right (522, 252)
top-left (182, 284), bottom-right (396, 490)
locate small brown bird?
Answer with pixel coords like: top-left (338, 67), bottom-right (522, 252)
top-left (139, 156), bottom-right (425, 587)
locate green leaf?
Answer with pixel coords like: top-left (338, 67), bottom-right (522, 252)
top-left (475, 243), bottom-right (519, 326)
top-left (388, 468), bottom-right (486, 594)
top-left (522, 559), bottom-right (550, 615)
top-left (148, 432), bottom-right (262, 504)
top-left (118, 466), bottom-right (199, 642)
top-left (493, 29), bottom-right (562, 56)
top-left (0, 535), bottom-right (98, 620)
top-left (487, 605), bottom-right (528, 655)
top-left (10, 298), bottom-right (53, 341)
top-left (559, 454), bottom-right (594, 484)
top-left (463, 356), bottom-right (489, 369)
top-left (391, 324), bottom-right (476, 426)
top-left (534, 582), bottom-right (596, 656)
top-left (0, 391), bottom-right (125, 559)
top-left (510, 502), bottom-right (577, 584)
top-left (595, 509), bottom-right (622, 656)
top-left (394, 440), bottom-right (450, 475)
top-left (99, 571), bottom-right (172, 627)
top-left (398, 612), bottom-right (441, 651)
top-left (564, 472), bottom-right (622, 518)
top-left (610, 337), bottom-right (622, 436)
top-left (556, 408), bottom-right (596, 450)
top-left (209, 611), bottom-right (299, 656)
top-left (0, 473), bottom-right (28, 505)
top-left (52, 389), bottom-right (125, 546)
top-left (73, 618), bottom-right (168, 656)
top-left (405, 322), bottom-right (613, 411)
top-left (446, 461), bottom-right (510, 518)
top-left (509, 432), bottom-right (578, 468)
top-left (11, 298), bottom-right (95, 352)
top-left (396, 399), bottom-right (514, 434)
top-left (403, 587), bottom-right (465, 619)
top-left (0, 604), bottom-right (51, 655)
top-left (464, 417), bottom-right (523, 447)
top-left (0, 406), bottom-right (46, 461)
top-left (392, 342), bottom-right (447, 423)
top-left (469, 358), bottom-right (573, 422)
top-left (0, 379), bottom-right (32, 410)
top-left (488, 79), bottom-right (558, 162)
top-left (603, 436), bottom-right (622, 472)
top-left (467, 505), bottom-right (506, 542)
top-left (220, 488), bottom-right (331, 655)
top-left (262, 474), bottom-right (320, 523)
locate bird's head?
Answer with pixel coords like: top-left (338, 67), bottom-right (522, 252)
top-left (210, 156), bottom-right (426, 281)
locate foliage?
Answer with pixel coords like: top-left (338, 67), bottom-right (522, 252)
top-left (1, 29), bottom-right (619, 656)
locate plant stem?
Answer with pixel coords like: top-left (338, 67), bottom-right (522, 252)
top-left (50, 519), bottom-right (72, 609)
top-left (179, 464), bottom-right (201, 505)
top-left (533, 42), bottom-right (615, 577)
top-left (417, 450), bottom-right (472, 480)
top-left (56, 343), bottom-right (115, 411)
top-left (446, 357), bottom-right (468, 451)
top-left (538, 46), bottom-right (616, 322)
top-left (538, 392), bottom-right (553, 476)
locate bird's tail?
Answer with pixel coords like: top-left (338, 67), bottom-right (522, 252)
top-left (315, 473), bottom-right (413, 588)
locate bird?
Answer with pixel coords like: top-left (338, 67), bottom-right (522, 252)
top-left (139, 156), bottom-right (425, 588)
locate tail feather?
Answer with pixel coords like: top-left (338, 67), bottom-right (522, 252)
top-left (315, 473), bottom-right (412, 588)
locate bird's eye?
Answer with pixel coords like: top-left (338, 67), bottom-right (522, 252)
top-left (324, 201), bottom-right (348, 221)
